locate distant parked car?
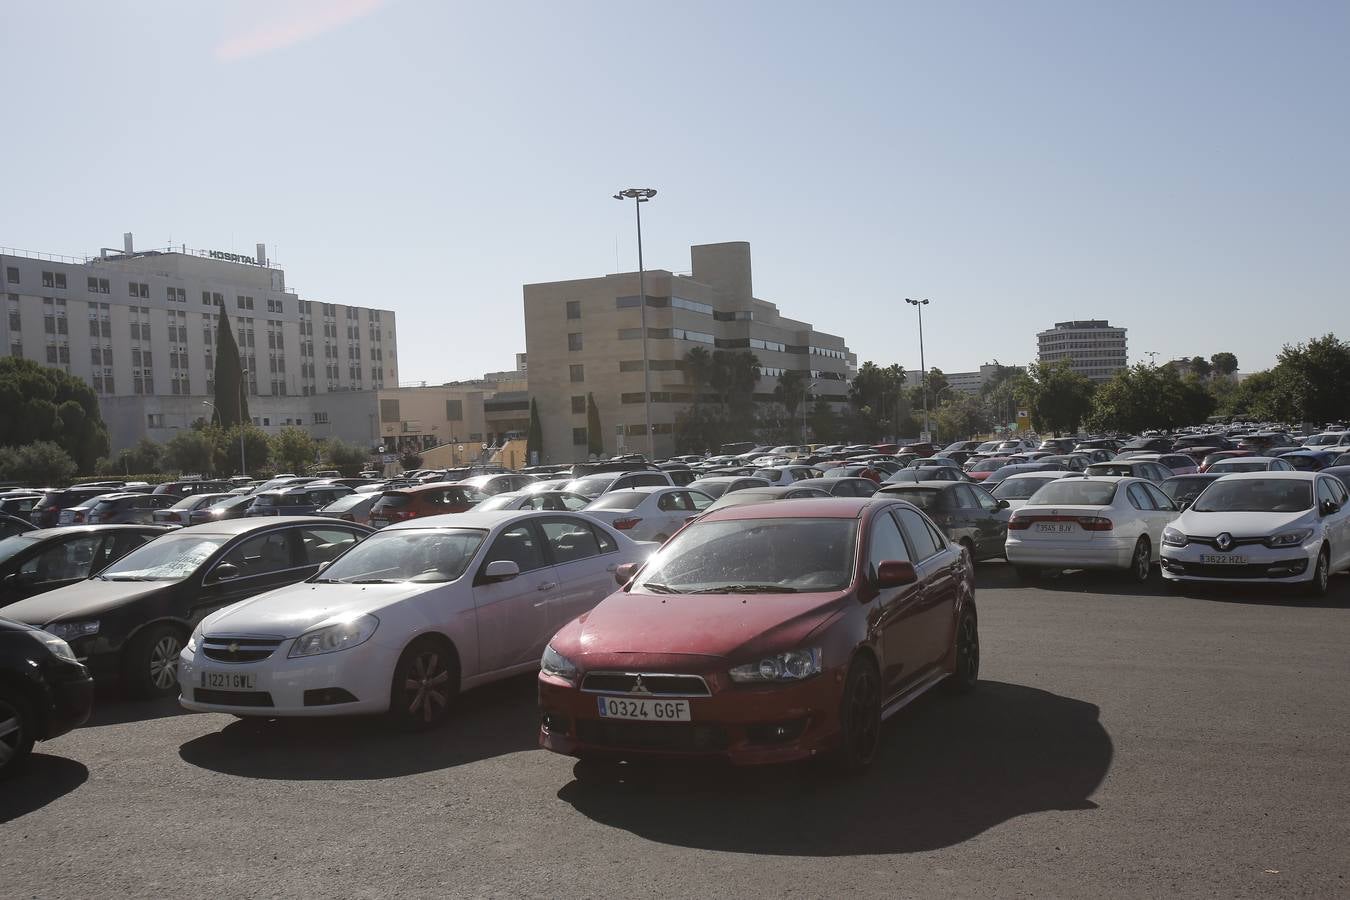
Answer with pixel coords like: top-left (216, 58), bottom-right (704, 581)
top-left (1272, 449), bottom-right (1338, 471)
top-left (315, 492), bottom-right (380, 525)
top-left (57, 493), bottom-right (121, 527)
top-left (752, 465), bottom-right (820, 485)
top-left (368, 483), bottom-right (486, 528)
top-left (561, 470), bottom-right (674, 499)
top-left (989, 471), bottom-right (1082, 511)
top-left (152, 480), bottom-right (233, 498)
top-left (581, 487), bottom-right (715, 543)
top-left (878, 481), bottom-right (1009, 561)
top-left (0, 514), bottom-right (36, 539)
top-left (0, 491), bottom-right (47, 519)
top-left (30, 487), bottom-right (116, 529)
top-left (0, 525), bottom-right (170, 609)
top-left (964, 457), bottom-right (1011, 482)
top-left (685, 476), bottom-right (772, 499)
top-left (247, 484), bottom-right (355, 517)
top-left (153, 493), bottom-right (235, 527)
top-left (821, 464), bottom-right (884, 483)
top-left (87, 492), bottom-right (182, 524)
top-left (1206, 456), bottom-right (1295, 474)
top-left (815, 477), bottom-right (881, 498)
top-left (474, 491), bottom-right (593, 513)
top-left (1084, 460), bottom-right (1175, 483)
top-left (457, 473), bottom-right (538, 496)
top-left (203, 494), bottom-right (257, 521)
top-left (886, 466), bottom-right (967, 484)
top-left (700, 484), bottom-right (831, 514)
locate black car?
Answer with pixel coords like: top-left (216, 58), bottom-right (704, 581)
top-left (817, 476), bottom-right (881, 498)
top-left (0, 525), bottom-right (172, 609)
top-left (152, 480), bottom-right (234, 498)
top-left (0, 617), bottom-right (93, 777)
top-left (0, 491), bottom-right (47, 519)
top-left (29, 486), bottom-right (115, 529)
top-left (878, 481), bottom-right (1009, 561)
top-left (0, 513), bottom-right (35, 539)
top-left (1, 518), bottom-right (373, 699)
top-left (201, 494), bottom-right (257, 520)
top-left (1158, 474), bottom-right (1224, 511)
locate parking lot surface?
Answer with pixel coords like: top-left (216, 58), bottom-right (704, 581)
top-left (3, 566), bottom-right (1347, 898)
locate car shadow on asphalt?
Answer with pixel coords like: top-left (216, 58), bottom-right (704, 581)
top-left (83, 692), bottom-right (188, 728)
top-left (556, 680), bottom-right (1112, 855)
top-left (0, 754), bottom-right (89, 823)
top-left (176, 672), bottom-right (540, 780)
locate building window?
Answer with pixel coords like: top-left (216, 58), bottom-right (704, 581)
top-left (619, 360), bottom-right (644, 372)
top-left (380, 398), bottom-right (401, 422)
top-left (571, 395), bottom-right (586, 414)
top-left (572, 427), bottom-right (588, 446)
top-left (42, 271), bottom-right (66, 289)
top-left (569, 364), bottom-right (584, 383)
top-left (565, 300), bottom-right (581, 319)
top-left (567, 332), bottom-right (583, 352)
top-left (618, 328), bottom-right (643, 340)
top-left (312, 412), bottom-right (329, 425)
top-left (5, 267), bottom-right (18, 284)
top-left (446, 399), bottom-right (463, 421)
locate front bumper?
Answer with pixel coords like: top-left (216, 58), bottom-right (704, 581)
top-left (39, 667), bottom-right (95, 740)
top-left (1160, 540), bottom-right (1316, 583)
top-left (1005, 535), bottom-right (1136, 570)
top-left (538, 668), bottom-right (846, 766)
top-left (178, 641), bottom-right (397, 717)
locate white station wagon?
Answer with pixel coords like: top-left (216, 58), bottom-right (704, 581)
top-left (178, 510), bottom-right (653, 728)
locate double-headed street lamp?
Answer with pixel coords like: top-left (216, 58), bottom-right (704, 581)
top-left (613, 188), bottom-right (657, 459)
top-left (905, 298), bottom-right (931, 439)
top-left (802, 380), bottom-right (818, 444)
top-left (238, 369), bottom-right (249, 475)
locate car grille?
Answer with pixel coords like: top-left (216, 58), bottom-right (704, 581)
top-left (1166, 559), bottom-right (1308, 579)
top-left (193, 689), bottom-right (274, 707)
top-left (201, 637), bottom-right (284, 663)
top-left (580, 672), bottom-right (711, 697)
top-left (576, 720), bottom-right (729, 752)
top-left (1182, 535), bottom-right (1267, 550)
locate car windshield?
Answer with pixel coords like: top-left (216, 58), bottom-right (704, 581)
top-left (100, 533), bottom-right (231, 580)
top-left (474, 494), bottom-right (520, 511)
top-left (993, 477), bottom-right (1055, 500)
top-left (689, 481), bottom-right (731, 498)
top-left (321, 493), bottom-right (369, 513)
top-left (1306, 434), bottom-right (1341, 446)
top-left (564, 476), bottom-right (618, 496)
top-left (316, 528), bottom-right (486, 584)
top-left (633, 517), bottom-right (857, 594)
top-left (1191, 479), bottom-right (1312, 513)
top-left (0, 534), bottom-right (39, 566)
top-left (587, 492), bottom-right (647, 511)
top-left (1028, 481), bottom-right (1119, 506)
top-left (883, 488), bottom-right (942, 510)
top-left (1161, 477), bottom-right (1217, 502)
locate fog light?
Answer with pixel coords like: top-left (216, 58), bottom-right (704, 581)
top-left (541, 712), bottom-right (571, 734)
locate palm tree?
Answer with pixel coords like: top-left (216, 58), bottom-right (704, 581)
top-left (774, 369), bottom-right (807, 421)
top-left (684, 346), bottom-right (713, 412)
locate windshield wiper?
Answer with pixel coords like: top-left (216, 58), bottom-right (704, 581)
top-left (342, 578), bottom-right (402, 584)
top-left (637, 582), bottom-right (680, 594)
top-left (687, 584), bottom-right (798, 594)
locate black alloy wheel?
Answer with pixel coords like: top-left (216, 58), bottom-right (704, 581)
top-left (0, 689), bottom-right (35, 778)
top-left (1304, 546), bottom-right (1331, 597)
top-left (836, 658), bottom-right (881, 774)
top-left (1129, 536), bottom-right (1152, 584)
top-left (390, 638), bottom-right (458, 731)
top-left (945, 610), bottom-right (979, 694)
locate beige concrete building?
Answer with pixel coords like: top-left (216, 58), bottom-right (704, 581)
top-left (1036, 319), bottom-right (1128, 382)
top-left (524, 242), bottom-right (856, 462)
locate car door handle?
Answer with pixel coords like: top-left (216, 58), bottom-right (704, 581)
top-left (536, 582), bottom-right (558, 592)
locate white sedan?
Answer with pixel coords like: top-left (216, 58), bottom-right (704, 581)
top-left (988, 470), bottom-right (1083, 511)
top-left (178, 510), bottom-right (653, 727)
top-left (580, 486), bottom-right (714, 543)
top-left (1160, 471), bottom-right (1350, 595)
top-left (1005, 476), bottom-right (1179, 583)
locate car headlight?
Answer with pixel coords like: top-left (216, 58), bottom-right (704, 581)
top-left (45, 620), bottom-right (99, 642)
top-left (186, 623), bottom-right (204, 653)
top-left (1162, 527), bottom-right (1188, 548)
top-left (1267, 528), bottom-right (1314, 548)
top-left (287, 614), bottom-right (379, 658)
top-left (541, 645), bottom-right (578, 682)
top-left (36, 632), bottom-right (78, 664)
top-left (728, 648), bottom-right (822, 683)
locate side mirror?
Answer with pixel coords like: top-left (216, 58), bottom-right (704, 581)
top-left (2, 572), bottom-right (22, 587)
top-left (614, 562), bottom-right (638, 586)
top-left (483, 559), bottom-right (520, 582)
top-left (875, 560), bottom-right (918, 588)
top-left (997, 499), bottom-right (1010, 510)
top-left (314, 560), bottom-right (331, 573)
top-left (211, 562), bottom-right (241, 582)
top-left (1320, 499), bottom-right (1339, 516)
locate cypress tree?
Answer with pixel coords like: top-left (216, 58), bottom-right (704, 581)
top-left (213, 304), bottom-right (249, 428)
top-left (586, 393), bottom-right (604, 458)
top-left (526, 398), bottom-right (544, 462)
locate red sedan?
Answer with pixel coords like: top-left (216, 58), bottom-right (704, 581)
top-left (538, 497), bottom-right (979, 771)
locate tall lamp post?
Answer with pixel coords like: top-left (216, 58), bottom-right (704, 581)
top-left (201, 400), bottom-right (219, 426)
top-left (802, 381), bottom-right (818, 444)
top-left (613, 188), bottom-right (657, 459)
top-left (238, 369), bottom-right (249, 475)
top-left (905, 298), bottom-right (931, 440)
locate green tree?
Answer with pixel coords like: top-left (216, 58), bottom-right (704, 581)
top-left (324, 439), bottom-right (370, 477)
top-left (709, 350), bottom-right (761, 418)
top-left (1189, 356), bottom-right (1213, 378)
top-left (213, 305), bottom-right (250, 429)
top-left (163, 430), bottom-right (216, 474)
top-left (0, 356), bottom-right (110, 472)
top-left (808, 398), bottom-right (839, 443)
top-left (909, 368), bottom-right (949, 417)
top-left (210, 425), bottom-right (271, 475)
top-left (1210, 352), bottom-right (1239, 377)
top-left (1020, 360), bottom-right (1096, 434)
top-left (1270, 334), bottom-right (1350, 424)
top-left (97, 437), bottom-right (164, 476)
top-left (525, 398), bottom-right (544, 462)
top-left (400, 450), bottom-right (423, 470)
top-left (0, 441), bottom-right (78, 486)
top-left (271, 426), bottom-right (318, 474)
top-left (935, 392), bottom-right (990, 442)
top-left (1086, 364), bottom-right (1213, 433)
top-left (586, 393), bottom-right (604, 457)
top-left (849, 361), bottom-right (909, 441)
top-left (773, 369), bottom-right (808, 423)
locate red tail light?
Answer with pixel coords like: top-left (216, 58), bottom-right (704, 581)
top-left (612, 517), bottom-right (641, 530)
top-left (1009, 514), bottom-right (1113, 532)
top-left (1077, 516), bottom-right (1113, 531)
top-left (1008, 515), bottom-right (1031, 531)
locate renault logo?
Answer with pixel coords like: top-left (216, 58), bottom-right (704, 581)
top-left (1216, 533), bottom-right (1233, 551)
top-left (630, 675), bottom-right (652, 695)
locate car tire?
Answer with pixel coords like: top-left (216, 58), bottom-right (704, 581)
top-left (1303, 546), bottom-right (1331, 597)
top-left (835, 656), bottom-right (881, 775)
top-left (944, 608), bottom-right (979, 694)
top-left (124, 623), bottom-right (186, 699)
top-left (388, 636), bottom-right (459, 731)
top-left (1128, 536), bottom-right (1152, 584)
top-left (1014, 565), bottom-right (1041, 582)
top-left (0, 686), bottom-right (36, 779)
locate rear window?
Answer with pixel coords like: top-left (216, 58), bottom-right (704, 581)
top-left (588, 492), bottom-right (646, 511)
top-left (1028, 481), bottom-right (1119, 506)
top-left (1085, 465), bottom-right (1137, 477)
top-left (993, 476), bottom-right (1054, 500)
top-left (373, 493), bottom-right (411, 509)
top-left (883, 488), bottom-right (943, 510)
top-left (970, 459), bottom-right (1007, 473)
top-left (321, 494), bottom-right (369, 512)
top-left (564, 476), bottom-right (618, 495)
top-left (251, 494), bottom-right (278, 506)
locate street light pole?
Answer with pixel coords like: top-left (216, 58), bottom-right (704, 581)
top-left (906, 298), bottom-right (931, 440)
top-left (803, 381), bottom-right (818, 444)
top-left (238, 368), bottom-right (249, 475)
top-left (614, 188), bottom-right (657, 460)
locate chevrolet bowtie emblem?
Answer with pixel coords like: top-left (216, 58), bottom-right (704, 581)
top-left (630, 675), bottom-right (652, 695)
top-left (228, 642), bottom-right (240, 654)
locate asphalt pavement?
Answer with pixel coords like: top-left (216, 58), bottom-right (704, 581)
top-left (3, 565), bottom-right (1348, 898)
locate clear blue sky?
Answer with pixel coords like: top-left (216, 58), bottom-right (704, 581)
top-left (4, 1), bottom-right (1347, 382)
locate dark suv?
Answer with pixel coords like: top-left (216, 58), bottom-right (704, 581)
top-left (30, 487), bottom-right (116, 528)
top-left (152, 480), bottom-right (233, 498)
top-left (88, 493), bottom-right (181, 524)
top-left (246, 484), bottom-right (355, 517)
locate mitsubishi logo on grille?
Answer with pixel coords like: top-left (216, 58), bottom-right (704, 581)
top-left (630, 675), bottom-right (653, 695)
top-left (1215, 533), bottom-right (1233, 551)
top-left (227, 642), bottom-right (240, 654)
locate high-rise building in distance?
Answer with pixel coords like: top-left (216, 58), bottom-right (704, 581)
top-left (1036, 320), bottom-right (1128, 382)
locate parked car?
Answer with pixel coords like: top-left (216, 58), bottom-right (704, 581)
top-left (0, 617), bottom-right (93, 777)
top-left (752, 466), bottom-right (820, 485)
top-left (1322, 466), bottom-right (1350, 494)
top-left (0, 491), bottom-right (47, 519)
top-left (179, 510), bottom-right (651, 727)
top-left (456, 473), bottom-right (538, 496)
top-left (1072, 448), bottom-right (1115, 464)
top-left (989, 471), bottom-right (1082, 511)
top-left (886, 466), bottom-right (967, 484)
top-left (561, 470), bottom-right (675, 500)
top-left (878, 482), bottom-right (1009, 561)
top-left (1302, 431), bottom-right (1350, 450)
top-left (686, 476), bottom-right (772, 499)
top-left (1160, 471), bottom-right (1350, 595)
top-left (0, 525), bottom-right (172, 610)
top-left (1236, 432), bottom-right (1292, 454)
top-left (315, 491), bottom-right (380, 525)
top-left (1206, 456), bottom-right (1295, 474)
top-left (247, 484), bottom-right (355, 517)
top-left (964, 457), bottom-right (1011, 482)
top-left (1120, 453), bottom-right (1199, 476)
top-left (475, 490), bottom-right (594, 513)
top-left (153, 493), bottom-right (235, 527)
top-left (368, 484), bottom-right (486, 528)
top-left (1118, 437), bottom-right (1174, 453)
top-left (1038, 454), bottom-right (1092, 472)
top-left (579, 488), bottom-right (715, 543)
top-left (1158, 474), bottom-right (1226, 511)
top-left (700, 484), bottom-right (832, 514)
top-left (538, 496), bottom-right (979, 771)
top-left (30, 487), bottom-right (117, 528)
top-left (816, 476), bottom-right (881, 498)
top-left (1084, 460), bottom-right (1175, 483)
top-left (821, 464), bottom-right (884, 483)
top-left (87, 492), bottom-right (181, 525)
top-left (1272, 449), bottom-right (1338, 471)
top-left (982, 462), bottom-right (1073, 489)
top-left (0, 514), bottom-right (36, 539)
top-left (1, 518), bottom-right (373, 697)
top-left (1006, 477), bottom-right (1179, 582)
top-left (907, 456), bottom-right (961, 470)
top-left (203, 494), bottom-right (257, 521)
top-left (152, 480), bottom-right (233, 498)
